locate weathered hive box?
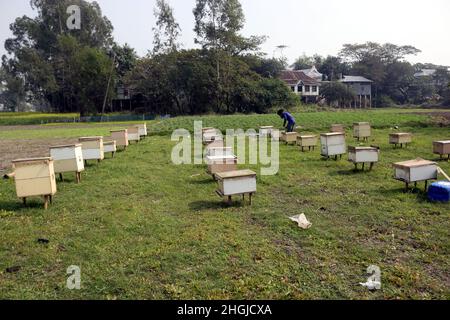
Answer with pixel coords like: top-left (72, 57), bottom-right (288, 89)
top-left (433, 140), bottom-right (450, 156)
top-left (271, 130), bottom-right (281, 141)
top-left (348, 146), bottom-right (379, 164)
top-left (103, 140), bottom-right (117, 156)
top-left (206, 155), bottom-right (238, 175)
top-left (331, 124), bottom-right (345, 133)
top-left (321, 133), bottom-right (346, 157)
top-left (111, 129), bottom-right (129, 148)
top-left (297, 135), bottom-right (318, 150)
top-left (216, 169), bottom-right (257, 196)
top-left (137, 123), bottom-right (148, 137)
top-left (393, 159), bottom-right (438, 183)
top-left (49, 144), bottom-right (84, 174)
top-left (79, 136), bottom-right (104, 161)
top-left (281, 132), bottom-right (298, 144)
top-left (127, 126), bottom-right (141, 143)
top-left (390, 133), bottom-right (412, 146)
top-left (353, 122), bottom-right (371, 139)
top-left (259, 126), bottom-right (274, 137)
top-left (12, 157), bottom-right (57, 199)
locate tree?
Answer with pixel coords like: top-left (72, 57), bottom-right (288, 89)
top-left (292, 54), bottom-right (322, 70)
top-left (152, 0), bottom-right (181, 55)
top-left (321, 81), bottom-right (356, 108)
top-left (318, 55), bottom-right (350, 81)
top-left (2, 0), bottom-right (114, 113)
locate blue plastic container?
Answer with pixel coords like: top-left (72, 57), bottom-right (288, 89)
top-left (428, 181), bottom-right (450, 202)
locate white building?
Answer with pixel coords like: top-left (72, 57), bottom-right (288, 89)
top-left (279, 70), bottom-right (321, 103)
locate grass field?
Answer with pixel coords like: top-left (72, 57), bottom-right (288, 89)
top-left (0, 109), bottom-right (449, 299)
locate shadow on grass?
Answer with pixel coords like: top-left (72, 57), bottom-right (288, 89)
top-left (189, 178), bottom-right (214, 185)
top-left (331, 169), bottom-right (374, 176)
top-left (0, 199), bottom-right (44, 212)
top-left (189, 200), bottom-right (245, 211)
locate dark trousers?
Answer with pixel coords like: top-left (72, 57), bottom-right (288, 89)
top-left (286, 122), bottom-right (296, 133)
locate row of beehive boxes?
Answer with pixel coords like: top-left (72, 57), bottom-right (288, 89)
top-left (202, 131), bottom-right (256, 203)
top-left (9, 124), bottom-right (148, 208)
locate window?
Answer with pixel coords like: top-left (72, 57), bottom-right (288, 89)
top-left (305, 85), bottom-right (311, 92)
top-left (312, 86), bottom-right (317, 93)
top-left (291, 86), bottom-right (296, 92)
top-left (298, 85), bottom-right (303, 93)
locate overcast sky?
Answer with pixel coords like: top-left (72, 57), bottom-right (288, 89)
top-left (1, 0), bottom-right (449, 66)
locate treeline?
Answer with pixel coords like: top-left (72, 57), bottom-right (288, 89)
top-left (1, 0), bottom-right (449, 115)
top-left (0, 0), bottom-right (296, 115)
top-left (292, 43), bottom-right (450, 107)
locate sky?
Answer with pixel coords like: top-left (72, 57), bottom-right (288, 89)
top-left (1, 0), bottom-right (449, 66)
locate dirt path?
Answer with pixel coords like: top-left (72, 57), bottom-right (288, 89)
top-left (0, 138), bottom-right (79, 172)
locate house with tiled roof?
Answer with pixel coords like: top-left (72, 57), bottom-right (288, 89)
top-left (300, 66), bottom-right (323, 82)
top-left (279, 70), bottom-right (321, 103)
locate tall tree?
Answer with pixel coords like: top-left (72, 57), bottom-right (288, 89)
top-left (152, 0), bottom-right (181, 55)
top-left (2, 0), bottom-right (115, 113)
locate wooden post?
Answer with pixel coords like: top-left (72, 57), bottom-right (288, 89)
top-left (59, 173), bottom-right (63, 182)
top-left (425, 180), bottom-right (429, 192)
top-left (228, 196), bottom-right (232, 206)
top-left (22, 198), bottom-right (27, 205)
top-left (44, 195), bottom-right (49, 210)
top-left (249, 193), bottom-right (253, 206)
top-left (369, 163), bottom-right (374, 171)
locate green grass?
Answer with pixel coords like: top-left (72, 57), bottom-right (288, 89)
top-left (0, 109), bottom-right (449, 299)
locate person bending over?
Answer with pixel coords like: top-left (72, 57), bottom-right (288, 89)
top-left (277, 109), bottom-right (296, 133)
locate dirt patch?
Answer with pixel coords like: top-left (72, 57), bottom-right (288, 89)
top-left (407, 111), bottom-right (450, 126)
top-left (0, 138), bottom-right (79, 172)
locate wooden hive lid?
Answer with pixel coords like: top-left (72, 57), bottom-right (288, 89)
top-left (12, 157), bottom-right (53, 165)
top-left (348, 146), bottom-right (378, 152)
top-left (50, 143), bottom-right (82, 149)
top-left (79, 136), bottom-right (103, 141)
top-left (260, 126), bottom-right (274, 129)
top-left (298, 135), bottom-right (317, 139)
top-left (103, 140), bottom-right (116, 145)
top-left (434, 140), bottom-right (450, 144)
top-left (354, 122), bottom-right (370, 125)
top-left (393, 158), bottom-right (437, 169)
top-left (206, 155), bottom-right (237, 161)
top-left (110, 129), bottom-right (127, 133)
top-left (321, 132), bottom-right (344, 137)
top-left (283, 132), bottom-right (298, 135)
top-left (215, 169), bottom-right (256, 179)
top-left (390, 132), bottom-right (412, 136)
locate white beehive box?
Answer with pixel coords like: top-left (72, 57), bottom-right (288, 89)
top-left (206, 147), bottom-right (234, 157)
top-left (393, 159), bottom-right (438, 184)
top-left (353, 122), bottom-right (371, 140)
top-left (206, 154), bottom-right (238, 175)
top-left (390, 133), bottom-right (412, 147)
top-left (271, 130), bottom-right (281, 141)
top-left (321, 133), bottom-right (346, 158)
top-left (49, 144), bottom-right (84, 174)
top-left (128, 126), bottom-right (141, 143)
top-left (259, 126), bottom-right (274, 137)
top-left (137, 123), bottom-right (148, 137)
top-left (331, 124), bottom-right (345, 133)
top-left (281, 132), bottom-right (298, 144)
top-left (111, 129), bottom-right (129, 148)
top-left (79, 136), bottom-right (104, 162)
top-left (297, 135), bottom-right (318, 151)
top-left (103, 140), bottom-right (117, 157)
top-left (348, 146), bottom-right (379, 164)
top-left (203, 129), bottom-right (223, 145)
top-left (12, 157), bottom-right (57, 208)
top-left (216, 169), bottom-right (257, 196)
top-left (433, 140), bottom-right (450, 158)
